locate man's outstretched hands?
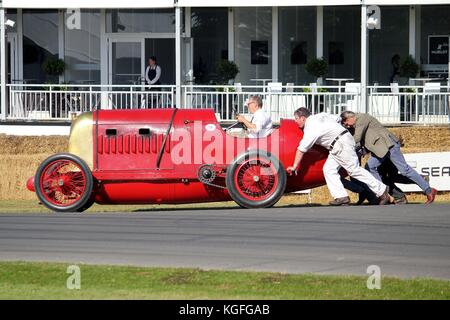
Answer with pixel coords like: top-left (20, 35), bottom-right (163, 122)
top-left (286, 166), bottom-right (298, 176)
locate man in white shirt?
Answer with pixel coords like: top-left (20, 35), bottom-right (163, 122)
top-left (286, 107), bottom-right (392, 206)
top-left (236, 95), bottom-right (272, 138)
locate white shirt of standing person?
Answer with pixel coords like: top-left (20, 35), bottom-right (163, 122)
top-left (247, 108), bottom-right (273, 138)
top-left (145, 65), bottom-right (162, 85)
top-left (297, 112), bottom-right (346, 152)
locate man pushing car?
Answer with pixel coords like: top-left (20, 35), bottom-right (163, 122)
top-left (340, 111), bottom-right (437, 204)
top-left (286, 107), bottom-right (393, 206)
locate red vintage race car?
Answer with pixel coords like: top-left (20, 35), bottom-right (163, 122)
top-left (27, 109), bottom-right (328, 212)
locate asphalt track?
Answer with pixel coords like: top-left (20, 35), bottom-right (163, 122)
top-left (1, 204), bottom-right (450, 279)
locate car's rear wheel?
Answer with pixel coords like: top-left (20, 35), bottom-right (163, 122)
top-left (226, 150), bottom-right (286, 208)
top-left (34, 153), bottom-right (93, 212)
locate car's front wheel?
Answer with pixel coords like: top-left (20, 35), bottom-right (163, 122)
top-left (34, 153), bottom-right (94, 212)
top-left (226, 150), bottom-right (286, 208)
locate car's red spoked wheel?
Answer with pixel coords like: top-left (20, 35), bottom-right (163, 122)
top-left (234, 157), bottom-right (279, 201)
top-left (227, 150), bottom-right (286, 208)
top-left (40, 160), bottom-right (87, 206)
top-left (35, 153), bottom-right (93, 212)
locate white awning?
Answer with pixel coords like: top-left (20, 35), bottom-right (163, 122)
top-left (1, 0), bottom-right (174, 8)
top-left (364, 0), bottom-right (449, 4)
top-left (179, 0), bottom-right (450, 6)
top-left (177, 0), bottom-right (361, 6)
top-left (2, 0), bottom-right (448, 8)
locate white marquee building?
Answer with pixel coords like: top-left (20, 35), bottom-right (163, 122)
top-left (0, 0), bottom-right (449, 131)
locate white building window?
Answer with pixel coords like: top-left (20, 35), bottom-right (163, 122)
top-left (323, 6), bottom-right (360, 81)
top-left (234, 7), bottom-right (272, 84)
top-left (106, 9), bottom-right (175, 34)
top-left (278, 6), bottom-right (316, 85)
top-left (191, 7), bottom-right (228, 84)
top-left (369, 6), bottom-right (409, 85)
top-left (23, 9), bottom-right (59, 83)
top-left (64, 10), bottom-right (101, 84)
top-left (421, 5), bottom-right (450, 68)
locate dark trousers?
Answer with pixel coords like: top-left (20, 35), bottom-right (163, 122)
top-left (342, 157), bottom-right (416, 204)
top-left (367, 140), bottom-right (431, 194)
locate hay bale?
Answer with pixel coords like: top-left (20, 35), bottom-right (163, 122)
top-left (388, 127), bottom-right (450, 153)
top-left (0, 135), bottom-right (68, 200)
top-left (0, 134), bottom-right (68, 155)
top-left (0, 154), bottom-right (50, 200)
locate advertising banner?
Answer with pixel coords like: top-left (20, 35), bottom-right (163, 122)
top-left (396, 152), bottom-right (450, 192)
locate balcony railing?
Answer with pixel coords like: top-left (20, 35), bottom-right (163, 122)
top-left (368, 85), bottom-right (450, 124)
top-left (6, 84), bottom-right (175, 120)
top-left (4, 83), bottom-right (450, 125)
top-left (183, 84), bottom-right (361, 122)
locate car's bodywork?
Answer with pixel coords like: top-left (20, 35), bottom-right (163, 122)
top-left (28, 108), bottom-right (329, 211)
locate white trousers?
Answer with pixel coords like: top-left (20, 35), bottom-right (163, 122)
top-left (323, 134), bottom-right (387, 199)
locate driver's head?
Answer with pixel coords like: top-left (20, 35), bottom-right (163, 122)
top-left (340, 110), bottom-right (356, 129)
top-left (246, 95), bottom-right (262, 114)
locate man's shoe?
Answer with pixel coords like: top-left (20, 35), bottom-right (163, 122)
top-left (394, 196), bottom-right (408, 205)
top-left (379, 189), bottom-right (394, 205)
top-left (329, 197), bottom-right (350, 206)
top-left (425, 188), bottom-right (437, 204)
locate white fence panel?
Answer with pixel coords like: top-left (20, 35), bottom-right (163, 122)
top-left (5, 83), bottom-right (450, 125)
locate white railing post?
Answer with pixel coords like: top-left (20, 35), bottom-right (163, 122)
top-left (130, 86), bottom-right (134, 109)
top-left (89, 86), bottom-right (92, 111)
top-left (182, 85), bottom-right (186, 109)
top-left (175, 6), bottom-right (182, 108)
top-left (0, 9), bottom-right (6, 120)
top-left (49, 86), bottom-right (53, 116)
top-left (226, 87), bottom-right (230, 120)
top-left (360, 4), bottom-right (368, 114)
top-left (8, 85), bottom-right (11, 118)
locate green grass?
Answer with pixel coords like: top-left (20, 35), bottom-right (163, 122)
top-left (0, 261), bottom-right (449, 299)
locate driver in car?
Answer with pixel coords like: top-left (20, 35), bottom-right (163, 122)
top-left (236, 95), bottom-right (272, 138)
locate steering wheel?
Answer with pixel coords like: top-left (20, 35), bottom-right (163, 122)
top-left (224, 121), bottom-right (241, 132)
top-left (225, 118), bottom-right (248, 132)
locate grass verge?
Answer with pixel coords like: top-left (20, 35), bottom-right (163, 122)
top-left (0, 261), bottom-right (449, 300)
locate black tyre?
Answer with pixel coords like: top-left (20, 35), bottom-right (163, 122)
top-left (226, 150), bottom-right (287, 208)
top-left (34, 153), bottom-right (93, 212)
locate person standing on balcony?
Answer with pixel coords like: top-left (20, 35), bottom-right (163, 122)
top-left (390, 54), bottom-right (400, 84)
top-left (236, 95), bottom-right (272, 138)
top-left (286, 108), bottom-right (392, 206)
top-left (340, 111), bottom-right (437, 204)
top-left (145, 56), bottom-right (162, 91)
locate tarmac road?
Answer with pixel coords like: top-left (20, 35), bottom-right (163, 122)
top-left (1, 204), bottom-right (450, 279)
